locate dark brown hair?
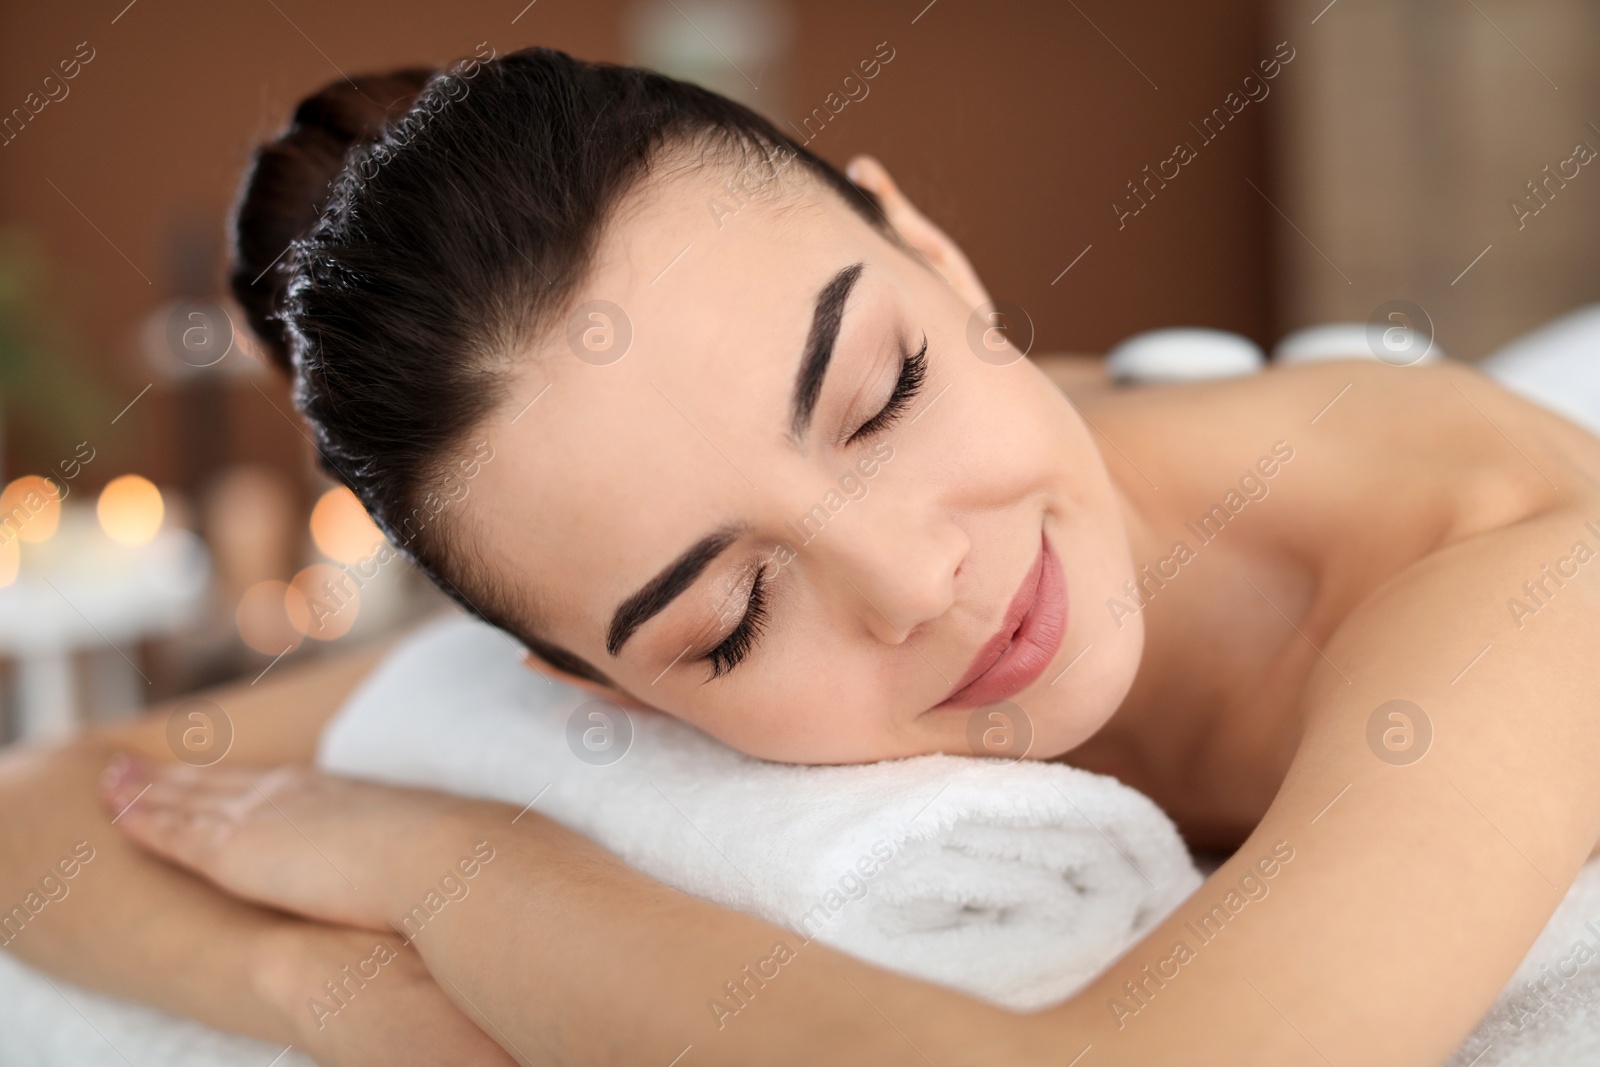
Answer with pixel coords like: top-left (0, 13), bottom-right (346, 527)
top-left (228, 45), bottom-right (890, 681)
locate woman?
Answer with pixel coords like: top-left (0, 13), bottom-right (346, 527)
top-left (4, 45), bottom-right (1599, 1066)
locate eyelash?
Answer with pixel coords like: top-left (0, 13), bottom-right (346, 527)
top-left (704, 564), bottom-right (770, 680)
top-left (847, 332), bottom-right (927, 444)
top-left (700, 332), bottom-right (928, 680)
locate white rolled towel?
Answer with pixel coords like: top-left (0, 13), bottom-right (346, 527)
top-left (317, 613), bottom-right (1203, 1011)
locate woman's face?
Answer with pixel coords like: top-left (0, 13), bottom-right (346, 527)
top-left (465, 153), bottom-right (1144, 764)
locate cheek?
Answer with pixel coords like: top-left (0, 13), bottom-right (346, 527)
top-left (683, 700), bottom-right (876, 763)
top-left (667, 637), bottom-right (912, 764)
top-left (1017, 380), bottom-right (1146, 756)
top-left (1032, 484), bottom-right (1145, 756)
top-left (893, 364), bottom-right (1066, 516)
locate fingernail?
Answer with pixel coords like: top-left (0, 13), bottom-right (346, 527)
top-left (102, 752), bottom-right (151, 796)
top-left (846, 159), bottom-right (864, 182)
top-left (100, 753), bottom-right (132, 792)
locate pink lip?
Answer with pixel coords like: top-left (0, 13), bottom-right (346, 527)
top-left (937, 533), bottom-right (1068, 710)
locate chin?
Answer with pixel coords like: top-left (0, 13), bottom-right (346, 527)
top-left (1026, 701), bottom-right (1123, 762)
top-left (1025, 608), bottom-right (1145, 761)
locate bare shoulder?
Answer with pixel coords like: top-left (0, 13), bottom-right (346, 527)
top-left (1086, 355), bottom-right (1593, 448)
top-left (1274, 358), bottom-right (1600, 534)
top-left (1087, 358), bottom-right (1599, 556)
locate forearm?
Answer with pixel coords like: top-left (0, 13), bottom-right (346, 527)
top-left (0, 735), bottom-right (299, 1042)
top-left (392, 811), bottom-right (1322, 1066)
top-left (391, 807), bottom-right (1063, 1066)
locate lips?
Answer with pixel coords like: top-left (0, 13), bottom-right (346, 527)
top-left (937, 533), bottom-right (1068, 709)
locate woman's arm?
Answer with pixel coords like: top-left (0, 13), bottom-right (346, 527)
top-left (0, 630), bottom-right (517, 1064)
top-left (0, 644), bottom-right (378, 1030)
top-left (110, 484), bottom-right (1600, 1064)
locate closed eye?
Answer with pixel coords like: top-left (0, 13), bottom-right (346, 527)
top-left (701, 563), bottom-right (770, 680)
top-left (698, 332), bottom-right (926, 680)
top-left (847, 332), bottom-right (927, 444)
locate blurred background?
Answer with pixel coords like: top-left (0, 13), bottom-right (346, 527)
top-left (0, 0), bottom-right (1595, 743)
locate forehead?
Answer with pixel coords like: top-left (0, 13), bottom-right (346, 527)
top-left (465, 151), bottom-right (882, 644)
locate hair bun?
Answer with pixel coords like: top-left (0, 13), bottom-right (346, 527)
top-left (229, 69), bottom-right (435, 373)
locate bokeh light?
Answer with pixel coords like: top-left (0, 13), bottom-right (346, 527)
top-left (310, 486), bottom-right (385, 564)
top-left (235, 579), bottom-right (305, 655)
top-left (0, 535), bottom-right (18, 588)
top-left (0, 475), bottom-right (63, 543)
top-left (289, 563), bottom-right (360, 640)
top-left (98, 475), bottom-right (165, 546)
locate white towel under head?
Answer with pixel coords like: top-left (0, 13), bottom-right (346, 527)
top-left (317, 614), bottom-right (1203, 1011)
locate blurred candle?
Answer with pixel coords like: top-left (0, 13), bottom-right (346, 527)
top-left (205, 464), bottom-right (295, 607)
top-left (289, 562), bottom-right (360, 640)
top-left (236, 579), bottom-right (305, 655)
top-left (0, 475), bottom-right (63, 543)
top-left (98, 475), bottom-right (165, 546)
top-left (309, 486), bottom-right (385, 564)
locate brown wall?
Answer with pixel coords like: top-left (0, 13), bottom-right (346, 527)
top-left (0, 0), bottom-right (1276, 489)
top-left (1270, 0), bottom-right (1600, 361)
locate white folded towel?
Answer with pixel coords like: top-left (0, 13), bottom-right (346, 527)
top-left (316, 614), bottom-right (1203, 1012)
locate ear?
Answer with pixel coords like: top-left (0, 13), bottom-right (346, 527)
top-left (846, 154), bottom-right (992, 310)
top-left (520, 651), bottom-right (658, 713)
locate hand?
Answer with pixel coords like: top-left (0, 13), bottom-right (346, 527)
top-left (255, 922), bottom-right (520, 1067)
top-left (99, 753), bottom-right (512, 931)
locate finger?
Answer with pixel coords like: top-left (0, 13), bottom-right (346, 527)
top-left (141, 755), bottom-right (284, 796)
top-left (111, 795), bottom-right (232, 872)
top-left (137, 777), bottom-right (259, 819)
top-left (101, 753), bottom-right (279, 814)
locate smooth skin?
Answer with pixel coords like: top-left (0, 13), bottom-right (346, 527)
top-left (5, 153), bottom-right (1600, 1065)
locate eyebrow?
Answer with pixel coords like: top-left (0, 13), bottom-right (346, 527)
top-left (605, 263), bottom-right (866, 659)
top-left (606, 524), bottom-right (745, 656)
top-left (789, 261), bottom-right (865, 442)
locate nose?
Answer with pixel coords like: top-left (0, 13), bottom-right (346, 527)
top-left (801, 492), bottom-right (969, 645)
